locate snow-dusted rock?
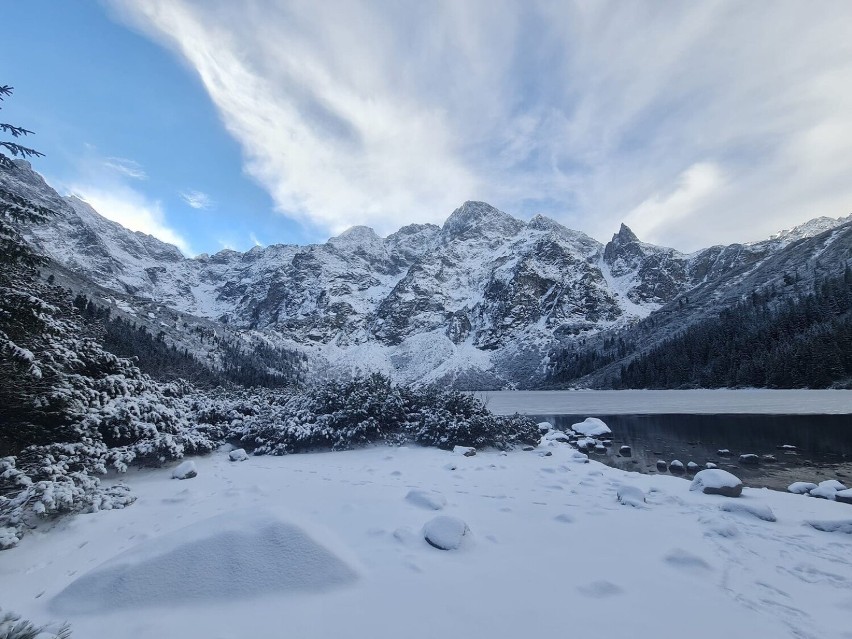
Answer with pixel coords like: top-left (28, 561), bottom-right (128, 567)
top-left (686, 462), bottom-right (700, 473)
top-left (669, 460), bottom-right (685, 474)
top-left (809, 486), bottom-right (838, 500)
top-left (405, 490), bottom-right (447, 511)
top-left (537, 421), bottom-right (554, 433)
top-left (452, 446), bottom-right (476, 457)
top-left (423, 516), bottom-right (469, 550)
top-left (818, 479), bottom-right (847, 491)
top-left (571, 417), bottom-right (611, 438)
top-left (835, 489), bottom-right (852, 505)
top-left (787, 482), bottom-right (818, 495)
top-left (575, 437), bottom-right (596, 451)
top-left (619, 445), bottom-right (632, 457)
top-left (717, 449), bottom-right (732, 457)
top-left (616, 485), bottom-right (646, 508)
top-left (594, 444), bottom-right (607, 454)
top-left (720, 502), bottom-right (776, 522)
top-left (228, 448), bottom-right (249, 462)
top-left (171, 461), bottom-right (197, 480)
top-left (690, 469), bottom-right (743, 497)
top-left (705, 462), bottom-right (718, 469)
top-left (656, 460), bottom-right (668, 470)
top-left (543, 430), bottom-right (571, 443)
top-left (739, 454), bottom-right (759, 465)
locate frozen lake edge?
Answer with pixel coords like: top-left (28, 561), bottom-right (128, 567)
top-left (474, 389), bottom-right (852, 415)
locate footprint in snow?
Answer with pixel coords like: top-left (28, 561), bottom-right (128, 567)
top-left (577, 581), bottom-right (623, 598)
top-left (663, 548), bottom-right (713, 573)
top-left (554, 513), bottom-right (575, 523)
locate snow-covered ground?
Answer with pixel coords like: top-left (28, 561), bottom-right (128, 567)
top-left (477, 389), bottom-right (852, 415)
top-left (2, 443), bottom-right (851, 638)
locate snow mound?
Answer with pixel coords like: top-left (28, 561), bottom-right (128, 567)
top-left (720, 502), bottom-right (777, 522)
top-left (543, 430), bottom-right (571, 443)
top-left (229, 448), bottom-right (249, 462)
top-left (616, 485), bottom-right (646, 508)
top-left (788, 482), bottom-right (818, 495)
top-left (571, 417), bottom-right (611, 438)
top-left (818, 479), bottom-right (847, 491)
top-left (690, 469), bottom-right (743, 497)
top-left (452, 446), bottom-right (476, 457)
top-left (171, 460), bottom-right (197, 480)
top-left (51, 510), bottom-right (358, 614)
top-left (423, 516), bottom-right (470, 550)
top-left (806, 520), bottom-right (852, 534)
top-left (405, 489), bottom-right (447, 511)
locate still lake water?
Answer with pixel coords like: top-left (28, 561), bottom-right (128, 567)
top-left (532, 413), bottom-right (852, 491)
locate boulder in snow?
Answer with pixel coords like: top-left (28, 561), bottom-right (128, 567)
top-left (787, 482), bottom-right (818, 495)
top-left (690, 469), bottom-right (743, 498)
top-left (655, 460), bottom-right (668, 471)
top-left (543, 430), bottom-right (571, 443)
top-left (405, 489), bottom-right (447, 511)
top-left (171, 461), bottom-right (197, 480)
top-left (423, 516), bottom-right (469, 550)
top-left (571, 417), bottom-right (612, 438)
top-left (669, 460), bottom-right (685, 474)
top-left (537, 421), bottom-right (554, 433)
top-left (835, 489), bottom-right (852, 505)
top-left (705, 462), bottom-right (718, 469)
top-left (739, 454), bottom-right (759, 465)
top-left (686, 462), bottom-right (700, 473)
top-left (452, 446), bottom-right (476, 457)
top-left (717, 449), bottom-right (732, 457)
top-left (819, 479), bottom-right (847, 491)
top-left (228, 448), bottom-right (249, 462)
top-left (619, 445), bottom-right (632, 457)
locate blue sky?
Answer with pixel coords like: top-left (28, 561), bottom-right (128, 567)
top-left (3, 1), bottom-right (852, 255)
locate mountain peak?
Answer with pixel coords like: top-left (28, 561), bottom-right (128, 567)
top-left (613, 223), bottom-right (639, 244)
top-left (441, 201), bottom-right (524, 241)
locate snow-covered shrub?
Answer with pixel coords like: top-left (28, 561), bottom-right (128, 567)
top-left (0, 607), bottom-right (71, 638)
top-left (226, 374), bottom-right (540, 454)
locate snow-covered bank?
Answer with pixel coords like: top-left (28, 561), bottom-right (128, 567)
top-left (477, 389), bottom-right (852, 415)
top-left (2, 445), bottom-right (851, 639)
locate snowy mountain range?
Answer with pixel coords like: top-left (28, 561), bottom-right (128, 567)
top-left (3, 160), bottom-right (851, 388)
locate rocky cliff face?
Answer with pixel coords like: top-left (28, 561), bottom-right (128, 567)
top-left (4, 160), bottom-right (850, 388)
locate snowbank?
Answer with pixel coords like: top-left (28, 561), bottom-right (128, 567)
top-left (51, 510), bottom-right (358, 614)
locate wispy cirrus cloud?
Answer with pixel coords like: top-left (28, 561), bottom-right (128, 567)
top-left (103, 156), bottom-right (147, 180)
top-left (110, 0), bottom-right (852, 249)
top-left (180, 188), bottom-right (214, 210)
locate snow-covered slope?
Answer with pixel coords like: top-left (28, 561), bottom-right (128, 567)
top-left (4, 161), bottom-right (850, 388)
top-left (2, 444), bottom-right (851, 639)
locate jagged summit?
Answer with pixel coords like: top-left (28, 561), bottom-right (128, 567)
top-left (612, 223), bottom-right (640, 244)
top-left (441, 200), bottom-right (525, 241)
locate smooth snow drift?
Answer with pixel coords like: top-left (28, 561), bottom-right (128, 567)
top-left (51, 510), bottom-right (358, 614)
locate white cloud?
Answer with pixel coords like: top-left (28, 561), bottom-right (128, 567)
top-left (103, 157), bottom-right (147, 180)
top-left (180, 188), bottom-right (214, 209)
top-left (70, 184), bottom-right (193, 256)
top-left (110, 0), bottom-right (852, 249)
top-left (249, 232), bottom-right (263, 247)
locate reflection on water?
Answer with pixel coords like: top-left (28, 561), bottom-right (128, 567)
top-left (533, 414), bottom-right (852, 491)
